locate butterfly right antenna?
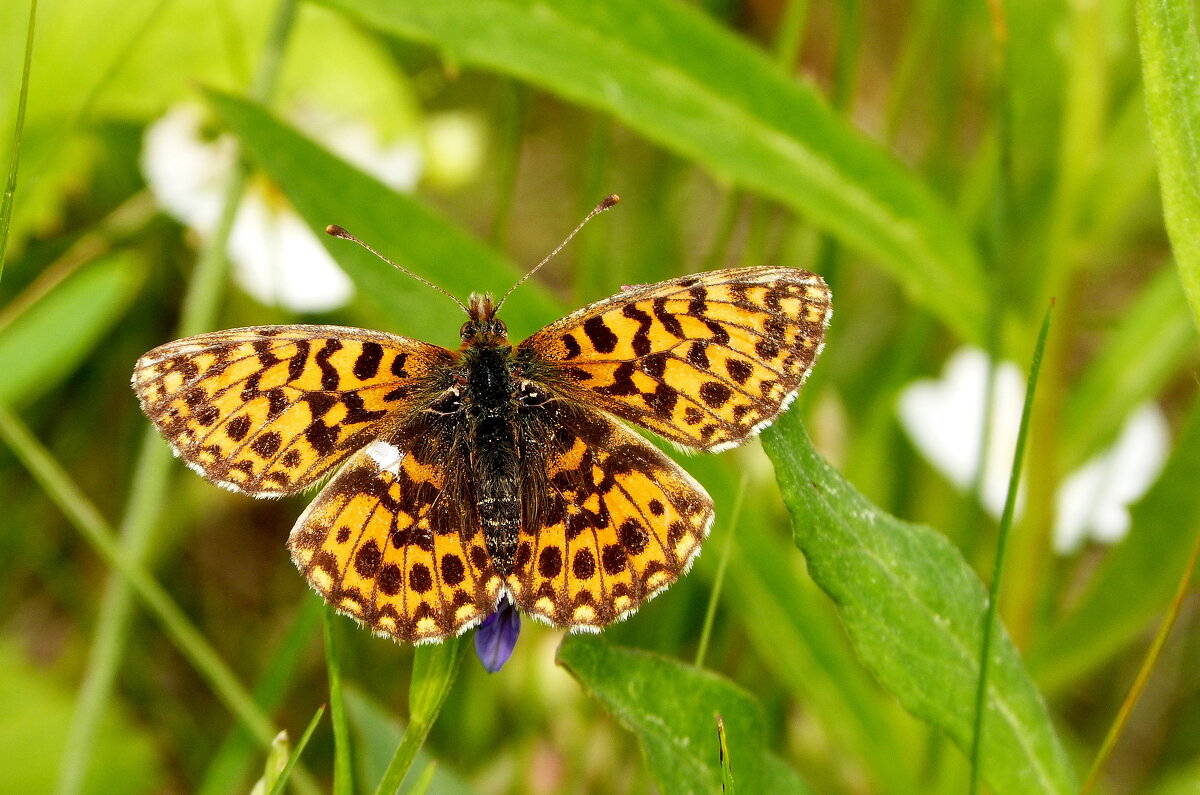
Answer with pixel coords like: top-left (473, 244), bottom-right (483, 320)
top-left (494, 194), bottom-right (620, 312)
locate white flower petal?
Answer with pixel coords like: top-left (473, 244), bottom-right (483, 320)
top-left (1053, 403), bottom-right (1169, 553)
top-left (898, 347), bottom-right (1025, 518)
top-left (228, 195), bottom-right (354, 313)
top-left (141, 104), bottom-right (235, 233)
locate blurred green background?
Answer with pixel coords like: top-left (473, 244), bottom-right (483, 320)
top-left (1, 0), bottom-right (1198, 793)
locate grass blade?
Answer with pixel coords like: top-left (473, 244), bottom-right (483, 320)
top-left (0, 0), bottom-right (37, 284)
top-left (267, 706), bottom-right (326, 795)
top-left (970, 302), bottom-right (1054, 793)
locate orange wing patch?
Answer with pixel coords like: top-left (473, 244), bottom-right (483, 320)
top-left (289, 431), bottom-right (502, 643)
top-left (520, 267), bottom-right (831, 452)
top-left (132, 325), bottom-right (451, 496)
top-left (508, 403), bottom-right (713, 631)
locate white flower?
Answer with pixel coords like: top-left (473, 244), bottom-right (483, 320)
top-left (897, 347), bottom-right (1024, 518)
top-left (141, 103), bottom-right (422, 312)
top-left (1053, 404), bottom-right (1169, 553)
top-left (897, 347), bottom-right (1169, 553)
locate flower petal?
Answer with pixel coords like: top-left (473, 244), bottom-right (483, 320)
top-left (475, 596), bottom-right (521, 673)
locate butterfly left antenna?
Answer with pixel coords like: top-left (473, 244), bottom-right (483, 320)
top-left (494, 193), bottom-right (620, 312)
top-left (325, 225), bottom-right (470, 315)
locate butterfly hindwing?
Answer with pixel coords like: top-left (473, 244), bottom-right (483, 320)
top-left (288, 422), bottom-right (502, 643)
top-left (519, 267), bottom-right (831, 452)
top-left (507, 402), bottom-right (714, 631)
top-left (132, 325), bottom-right (452, 496)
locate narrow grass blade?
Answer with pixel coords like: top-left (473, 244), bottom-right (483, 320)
top-left (1082, 529), bottom-right (1200, 793)
top-left (267, 706), bottom-right (326, 795)
top-left (0, 406), bottom-right (278, 749)
top-left (0, 0), bottom-right (37, 283)
top-left (717, 715), bottom-right (735, 794)
top-left (970, 302), bottom-right (1054, 793)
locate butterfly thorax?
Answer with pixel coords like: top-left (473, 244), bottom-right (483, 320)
top-left (459, 314), bottom-right (526, 574)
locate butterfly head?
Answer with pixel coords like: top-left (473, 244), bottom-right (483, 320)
top-left (461, 293), bottom-right (508, 346)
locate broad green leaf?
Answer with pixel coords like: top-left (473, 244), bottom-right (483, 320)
top-left (1061, 267), bottom-right (1197, 470)
top-left (726, 499), bottom-right (923, 793)
top-left (1031, 396), bottom-right (1200, 693)
top-left (204, 90), bottom-right (560, 346)
top-left (0, 252), bottom-right (143, 406)
top-left (762, 410), bottom-right (1076, 795)
top-left (557, 636), bottom-right (811, 795)
top-left (1137, 0), bottom-right (1200, 329)
top-left (315, 0), bottom-right (988, 342)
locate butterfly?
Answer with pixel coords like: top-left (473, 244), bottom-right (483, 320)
top-left (132, 200), bottom-right (831, 644)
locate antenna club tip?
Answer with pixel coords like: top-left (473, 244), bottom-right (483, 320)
top-left (601, 194), bottom-right (620, 209)
top-left (325, 224), bottom-right (349, 239)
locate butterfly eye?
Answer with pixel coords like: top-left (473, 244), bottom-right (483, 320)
top-left (494, 319), bottom-right (508, 337)
top-left (460, 322), bottom-right (474, 340)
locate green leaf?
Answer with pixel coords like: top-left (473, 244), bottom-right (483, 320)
top-left (726, 499), bottom-right (923, 793)
top-left (1031, 395), bottom-right (1200, 692)
top-left (314, 0), bottom-right (988, 341)
top-left (557, 636), bottom-right (811, 794)
top-left (204, 89), bottom-right (560, 345)
top-left (1137, 0), bottom-right (1200, 329)
top-left (0, 252), bottom-right (143, 406)
top-left (761, 410), bottom-right (1076, 795)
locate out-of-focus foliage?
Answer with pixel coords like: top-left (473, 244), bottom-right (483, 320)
top-left (1, 0), bottom-right (1197, 793)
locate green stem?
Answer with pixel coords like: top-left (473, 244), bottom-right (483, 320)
top-left (1080, 528), bottom-right (1200, 793)
top-left (968, 303), bottom-right (1054, 793)
top-left (325, 607), bottom-right (355, 795)
top-left (373, 638), bottom-right (468, 795)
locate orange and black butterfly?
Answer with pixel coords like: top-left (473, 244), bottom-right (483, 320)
top-left (132, 197), bottom-right (831, 644)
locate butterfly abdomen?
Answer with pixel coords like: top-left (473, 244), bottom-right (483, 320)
top-left (465, 345), bottom-right (523, 574)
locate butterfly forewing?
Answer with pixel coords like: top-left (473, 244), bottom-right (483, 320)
top-left (132, 325), bottom-right (452, 496)
top-left (288, 424), bottom-right (502, 643)
top-left (509, 402), bottom-right (713, 631)
top-left (520, 267), bottom-right (831, 452)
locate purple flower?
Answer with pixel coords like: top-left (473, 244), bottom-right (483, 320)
top-left (475, 595), bottom-right (520, 673)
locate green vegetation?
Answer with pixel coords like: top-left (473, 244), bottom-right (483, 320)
top-left (1, 0), bottom-right (1197, 792)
